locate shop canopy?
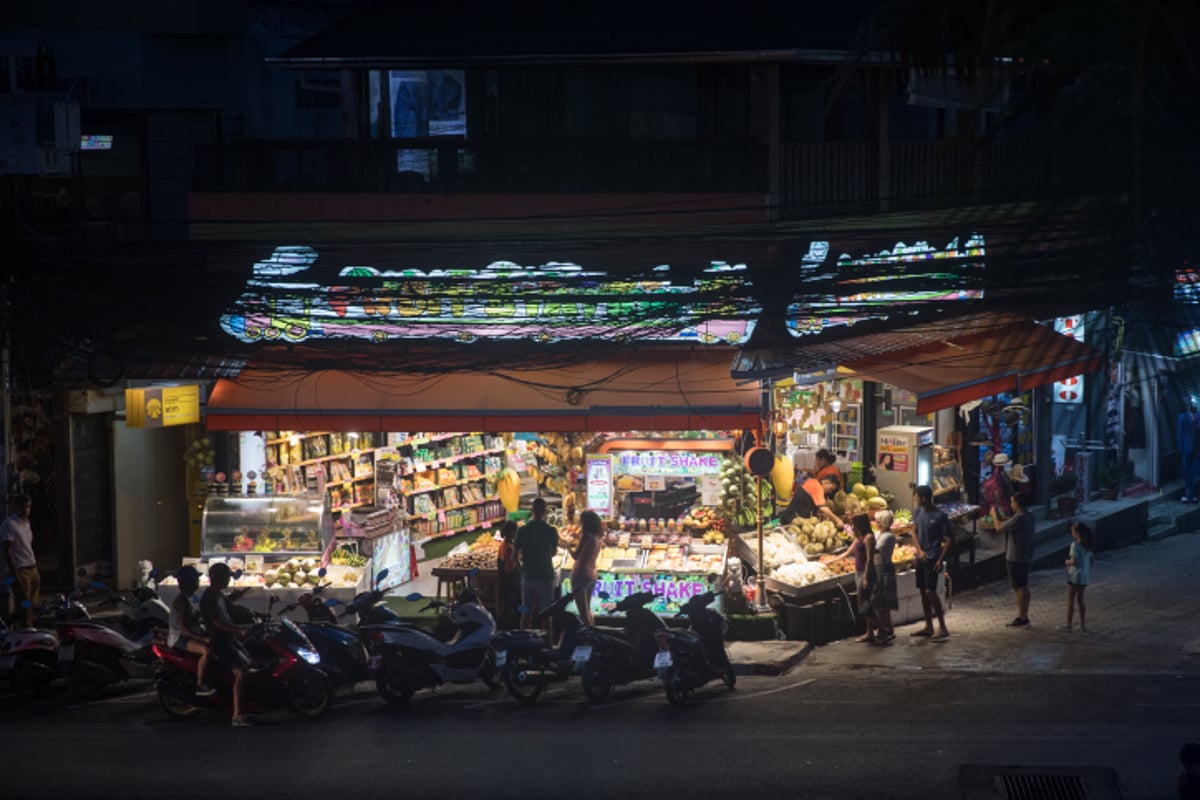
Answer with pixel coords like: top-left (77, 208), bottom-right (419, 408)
top-left (205, 350), bottom-right (762, 433)
top-left (837, 319), bottom-right (1105, 415)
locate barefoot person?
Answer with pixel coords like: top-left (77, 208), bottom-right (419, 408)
top-left (1062, 521), bottom-right (1095, 633)
top-left (909, 486), bottom-right (950, 640)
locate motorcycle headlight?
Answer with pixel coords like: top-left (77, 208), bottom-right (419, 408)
top-left (296, 647), bottom-right (321, 665)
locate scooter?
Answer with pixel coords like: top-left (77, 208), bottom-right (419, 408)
top-left (364, 581), bottom-right (499, 705)
top-left (0, 583), bottom-right (62, 698)
top-left (151, 611), bottom-right (333, 721)
top-left (574, 591), bottom-right (669, 703)
top-left (271, 570), bottom-right (373, 691)
top-left (56, 615), bottom-right (158, 701)
top-left (88, 581), bottom-right (170, 648)
top-left (493, 593), bottom-right (586, 704)
top-left (654, 590), bottom-right (736, 706)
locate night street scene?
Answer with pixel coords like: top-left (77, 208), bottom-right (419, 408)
top-left (2, 1), bottom-right (1200, 798)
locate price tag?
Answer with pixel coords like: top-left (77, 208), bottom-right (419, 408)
top-left (570, 645), bottom-right (593, 663)
top-left (494, 650), bottom-right (507, 668)
top-left (654, 651), bottom-right (673, 668)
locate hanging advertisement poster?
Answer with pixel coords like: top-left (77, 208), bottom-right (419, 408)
top-left (877, 434), bottom-right (909, 473)
top-left (586, 455), bottom-right (614, 516)
top-left (1054, 315), bottom-right (1085, 403)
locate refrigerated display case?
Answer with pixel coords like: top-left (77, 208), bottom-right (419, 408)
top-left (200, 495), bottom-right (332, 558)
top-left (875, 425), bottom-right (935, 504)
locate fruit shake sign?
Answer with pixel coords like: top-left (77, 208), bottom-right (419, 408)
top-left (562, 573), bottom-right (720, 615)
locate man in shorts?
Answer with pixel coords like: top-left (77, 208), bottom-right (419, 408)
top-left (909, 486), bottom-right (950, 640)
top-left (515, 497), bottom-right (560, 631)
top-left (997, 493), bottom-right (1035, 627)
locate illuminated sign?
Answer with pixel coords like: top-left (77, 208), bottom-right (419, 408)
top-left (562, 572), bottom-right (722, 615)
top-left (787, 234), bottom-right (986, 337)
top-left (80, 134), bottom-right (113, 151)
top-left (126, 385), bottom-right (201, 429)
top-left (1177, 329), bottom-right (1200, 358)
top-left (220, 247), bottom-right (757, 346)
top-left (615, 450), bottom-right (722, 476)
top-left (1054, 315), bottom-right (1086, 402)
top-left (1174, 268), bottom-right (1200, 304)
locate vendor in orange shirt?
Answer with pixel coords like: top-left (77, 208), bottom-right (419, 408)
top-left (782, 469), bottom-right (846, 528)
top-left (814, 448), bottom-right (842, 484)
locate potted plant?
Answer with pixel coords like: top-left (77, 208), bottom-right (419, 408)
top-left (1052, 471), bottom-right (1078, 517)
top-left (1097, 462), bottom-right (1121, 501)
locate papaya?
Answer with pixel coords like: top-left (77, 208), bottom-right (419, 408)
top-left (497, 467), bottom-right (522, 513)
top-left (770, 454), bottom-right (794, 501)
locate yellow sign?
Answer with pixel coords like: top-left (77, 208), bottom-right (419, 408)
top-left (125, 385), bottom-right (201, 428)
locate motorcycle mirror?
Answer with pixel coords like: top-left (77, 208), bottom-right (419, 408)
top-left (467, 567), bottom-right (480, 578)
top-left (4, 576), bottom-right (14, 586)
top-left (325, 598), bottom-right (340, 607)
top-left (376, 568), bottom-right (389, 583)
top-left (405, 592), bottom-right (424, 602)
top-left (191, 594), bottom-right (199, 603)
top-left (232, 569), bottom-right (244, 579)
top-left (21, 599), bottom-right (32, 609)
top-left (597, 591), bottom-right (611, 600)
top-left (517, 604), bottom-right (529, 614)
top-left (317, 567), bottom-right (327, 577)
top-left (270, 595), bottom-right (280, 604)
top-left (706, 573), bottom-right (720, 585)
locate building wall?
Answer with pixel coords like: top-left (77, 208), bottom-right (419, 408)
top-left (70, 413), bottom-right (113, 581)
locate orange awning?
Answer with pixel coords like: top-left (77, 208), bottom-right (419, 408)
top-left (839, 322), bottom-right (1105, 415)
top-left (205, 350), bottom-right (761, 432)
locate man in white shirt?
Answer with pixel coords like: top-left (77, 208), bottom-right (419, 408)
top-left (1, 494), bottom-right (39, 627)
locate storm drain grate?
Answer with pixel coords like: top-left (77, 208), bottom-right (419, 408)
top-left (995, 773), bottom-right (1088, 800)
top-left (961, 766), bottom-right (1123, 800)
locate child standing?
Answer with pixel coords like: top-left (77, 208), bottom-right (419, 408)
top-left (1061, 520), bottom-right (1094, 633)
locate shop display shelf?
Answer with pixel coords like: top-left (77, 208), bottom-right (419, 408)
top-left (413, 495), bottom-right (501, 516)
top-left (408, 473), bottom-right (499, 495)
top-left (412, 516), bottom-right (505, 544)
top-left (410, 447), bottom-right (506, 471)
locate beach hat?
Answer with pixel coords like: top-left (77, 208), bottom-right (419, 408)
top-left (992, 453), bottom-right (1012, 467)
top-left (1009, 463), bottom-right (1030, 483)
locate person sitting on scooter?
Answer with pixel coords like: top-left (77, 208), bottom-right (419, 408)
top-left (170, 566), bottom-right (216, 696)
top-left (200, 562), bottom-right (253, 727)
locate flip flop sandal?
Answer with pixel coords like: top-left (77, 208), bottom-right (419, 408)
top-left (909, 629), bottom-right (933, 637)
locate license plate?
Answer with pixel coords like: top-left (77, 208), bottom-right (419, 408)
top-left (367, 654), bottom-right (382, 670)
top-left (494, 650), bottom-right (506, 668)
top-left (59, 644), bottom-right (75, 662)
top-left (0, 654), bottom-right (14, 671)
top-left (570, 645), bottom-right (592, 663)
top-left (654, 651), bottom-right (673, 668)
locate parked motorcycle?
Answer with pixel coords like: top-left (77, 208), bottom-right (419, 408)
top-left (271, 570), bottom-right (373, 690)
top-left (0, 581), bottom-right (62, 698)
top-left (575, 591), bottom-right (669, 703)
top-left (56, 616), bottom-right (158, 701)
top-left (364, 581), bottom-right (499, 705)
top-left (654, 590), bottom-right (736, 706)
top-left (88, 581), bottom-right (170, 647)
top-left (151, 610), bottom-right (333, 721)
top-left (493, 593), bottom-right (585, 704)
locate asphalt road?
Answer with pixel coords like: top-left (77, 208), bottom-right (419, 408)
top-left (5, 664), bottom-right (1195, 800)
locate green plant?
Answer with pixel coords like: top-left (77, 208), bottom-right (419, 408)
top-left (1098, 462), bottom-right (1121, 489)
top-left (1051, 472), bottom-right (1077, 496)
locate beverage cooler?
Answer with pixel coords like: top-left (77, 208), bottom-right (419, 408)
top-left (875, 425), bottom-right (935, 503)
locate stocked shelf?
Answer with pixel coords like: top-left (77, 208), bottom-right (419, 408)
top-left (828, 405), bottom-right (862, 462)
top-left (932, 445), bottom-right (964, 498)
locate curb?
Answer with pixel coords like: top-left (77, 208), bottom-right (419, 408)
top-left (731, 642), bottom-right (814, 676)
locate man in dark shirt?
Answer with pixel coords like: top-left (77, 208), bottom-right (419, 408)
top-left (515, 497), bottom-right (560, 629)
top-left (997, 494), bottom-right (1035, 627)
top-left (200, 562), bottom-right (253, 726)
top-left (910, 485), bottom-right (950, 640)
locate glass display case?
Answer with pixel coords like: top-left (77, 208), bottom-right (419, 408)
top-left (200, 496), bottom-right (332, 557)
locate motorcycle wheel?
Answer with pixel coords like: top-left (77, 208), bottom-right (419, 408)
top-left (479, 650), bottom-right (501, 690)
top-left (664, 666), bottom-right (693, 707)
top-left (286, 672), bottom-right (333, 719)
top-left (581, 662), bottom-right (613, 703)
top-left (375, 662), bottom-right (416, 705)
top-left (503, 655), bottom-right (544, 705)
top-left (721, 666), bottom-right (737, 689)
top-left (12, 658), bottom-right (52, 700)
top-left (156, 680), bottom-right (202, 719)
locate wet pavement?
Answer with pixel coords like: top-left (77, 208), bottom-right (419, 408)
top-left (802, 529), bottom-right (1200, 676)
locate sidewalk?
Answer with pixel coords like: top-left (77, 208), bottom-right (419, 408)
top-left (800, 529), bottom-right (1200, 675)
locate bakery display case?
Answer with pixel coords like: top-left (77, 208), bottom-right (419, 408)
top-left (200, 495), bottom-right (332, 557)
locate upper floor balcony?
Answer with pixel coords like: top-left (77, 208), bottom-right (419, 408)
top-left (192, 132), bottom-right (1131, 221)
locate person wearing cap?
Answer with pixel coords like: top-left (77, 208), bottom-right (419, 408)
top-left (982, 452), bottom-right (1015, 523)
top-left (169, 566), bottom-right (216, 696)
top-left (200, 562), bottom-right (254, 726)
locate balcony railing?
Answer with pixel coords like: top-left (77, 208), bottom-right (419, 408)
top-left (193, 137), bottom-right (767, 194)
top-left (192, 134), bottom-right (1130, 213)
